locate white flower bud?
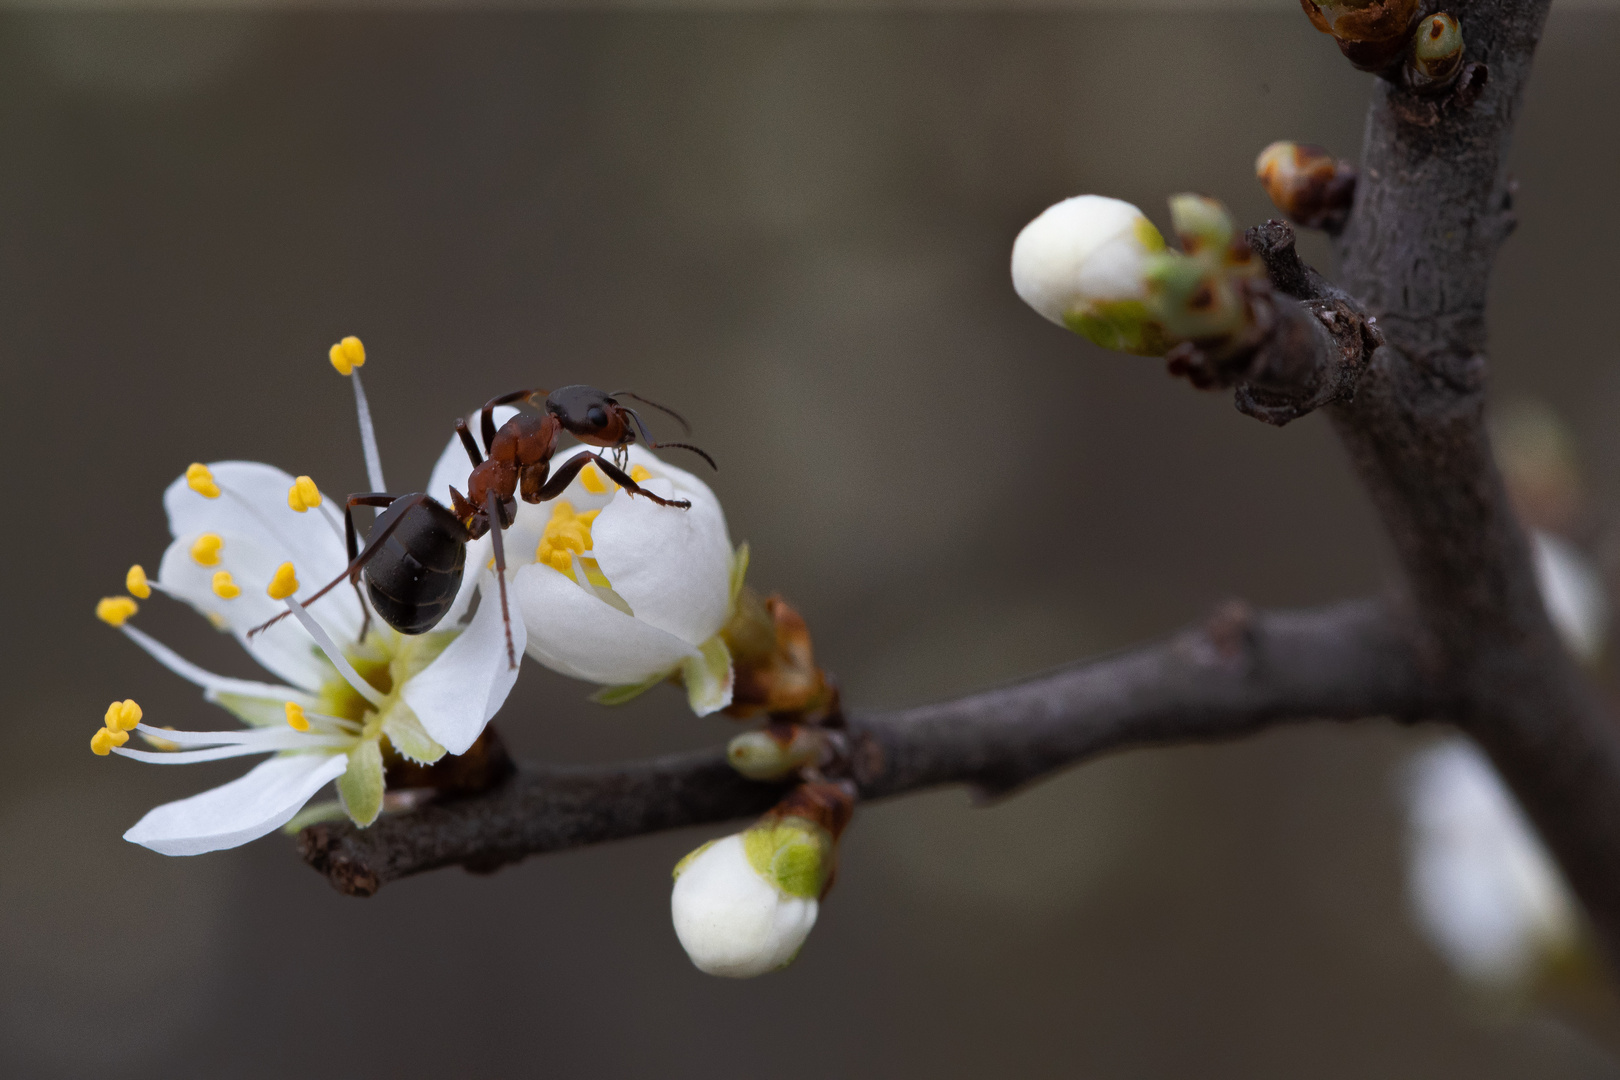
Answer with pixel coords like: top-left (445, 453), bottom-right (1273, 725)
top-left (1011, 195), bottom-right (1171, 356)
top-left (1405, 738), bottom-right (1581, 989)
top-left (670, 824), bottom-right (829, 978)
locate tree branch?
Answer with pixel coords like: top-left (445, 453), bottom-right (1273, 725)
top-left (301, 597), bottom-right (1435, 896)
top-left (1318, 0), bottom-right (1620, 962)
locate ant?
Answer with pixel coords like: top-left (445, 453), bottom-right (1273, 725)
top-left (248, 385), bottom-right (716, 670)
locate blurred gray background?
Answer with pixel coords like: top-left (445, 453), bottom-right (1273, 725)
top-left (5, 7), bottom-right (1620, 1076)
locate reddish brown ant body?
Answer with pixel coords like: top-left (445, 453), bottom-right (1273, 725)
top-left (248, 386), bottom-right (716, 669)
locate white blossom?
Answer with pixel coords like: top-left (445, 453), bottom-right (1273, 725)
top-left (1530, 530), bottom-right (1608, 663)
top-left (1404, 738), bottom-right (1580, 988)
top-left (508, 443), bottom-right (743, 716)
top-left (97, 406), bottom-right (522, 855)
top-left (671, 831), bottom-right (821, 978)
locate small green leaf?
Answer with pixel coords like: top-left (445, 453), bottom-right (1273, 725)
top-left (590, 668), bottom-right (674, 706)
top-left (337, 739), bottom-right (386, 828)
top-left (281, 799), bottom-right (347, 834)
top-left (380, 701), bottom-right (446, 765)
top-left (728, 542), bottom-right (751, 606)
top-left (682, 635), bottom-right (733, 716)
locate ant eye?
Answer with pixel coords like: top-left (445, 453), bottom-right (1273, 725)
top-left (586, 406), bottom-right (608, 428)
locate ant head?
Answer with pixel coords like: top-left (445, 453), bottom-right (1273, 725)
top-left (545, 385), bottom-right (631, 448)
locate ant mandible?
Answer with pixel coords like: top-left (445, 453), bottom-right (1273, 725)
top-left (248, 385), bottom-right (716, 670)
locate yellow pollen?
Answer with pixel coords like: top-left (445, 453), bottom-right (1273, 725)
top-left (185, 463), bottom-right (221, 499)
top-left (329, 335), bottom-right (366, 376)
top-left (535, 502), bottom-right (603, 575)
top-left (579, 464), bottom-right (610, 494)
top-left (104, 699), bottom-right (143, 732)
top-left (125, 564), bottom-right (151, 599)
top-left (267, 562), bottom-right (299, 600)
top-left (630, 465), bottom-right (652, 483)
top-left (96, 596), bottom-right (138, 626)
top-left (190, 533), bottom-right (223, 566)
top-left (285, 701), bottom-right (310, 732)
top-left (288, 475), bottom-right (322, 512)
top-left (212, 571), bottom-right (241, 599)
top-left (90, 728), bottom-right (116, 756)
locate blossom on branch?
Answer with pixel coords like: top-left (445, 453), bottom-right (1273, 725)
top-left (510, 445), bottom-right (743, 716)
top-left (93, 345), bottom-right (521, 854)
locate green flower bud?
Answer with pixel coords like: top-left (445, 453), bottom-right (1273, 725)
top-left (1168, 193), bottom-right (1234, 259)
top-left (726, 724), bottom-right (825, 781)
top-left (1145, 253), bottom-right (1249, 342)
top-left (1406, 13), bottom-right (1464, 92)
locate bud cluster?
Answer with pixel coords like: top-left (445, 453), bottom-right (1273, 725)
top-left (1299, 0), bottom-right (1469, 91)
top-left (1011, 193), bottom-right (1263, 361)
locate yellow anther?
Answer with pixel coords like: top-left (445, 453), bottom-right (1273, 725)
top-left (579, 463), bottom-right (611, 495)
top-left (104, 699), bottom-right (143, 732)
top-left (535, 502), bottom-right (604, 576)
top-left (267, 562), bottom-right (299, 600)
top-left (190, 533), bottom-right (223, 566)
top-left (125, 564), bottom-right (152, 599)
top-left (185, 462), bottom-right (221, 499)
top-left (90, 728), bottom-right (116, 756)
top-left (206, 611), bottom-right (227, 630)
top-left (96, 596), bottom-right (139, 626)
top-left (328, 335), bottom-right (366, 376)
top-left (630, 465), bottom-right (653, 483)
top-left (212, 571), bottom-right (241, 599)
top-left (287, 475), bottom-right (322, 512)
top-left (285, 701), bottom-right (310, 732)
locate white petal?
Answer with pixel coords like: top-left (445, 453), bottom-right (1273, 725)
top-left (427, 408), bottom-right (518, 625)
top-left (591, 476), bottom-right (732, 648)
top-left (1011, 194), bottom-right (1156, 325)
top-left (163, 462), bottom-right (359, 623)
top-left (1532, 531), bottom-right (1608, 663)
top-left (123, 752), bottom-right (350, 856)
top-left (671, 834), bottom-right (818, 978)
top-left (402, 571), bottom-right (527, 755)
top-left (157, 531), bottom-right (352, 693)
top-left (513, 562), bottom-right (696, 685)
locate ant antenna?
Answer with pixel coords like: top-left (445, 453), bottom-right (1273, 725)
top-left (619, 407), bottom-right (719, 471)
top-left (652, 441), bottom-right (718, 471)
top-left (610, 391), bottom-right (693, 435)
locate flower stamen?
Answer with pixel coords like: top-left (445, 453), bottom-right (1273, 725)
top-left (267, 561), bottom-right (299, 600)
top-left (190, 534), bottom-right (224, 566)
top-left (97, 596), bottom-right (139, 626)
top-left (185, 463), bottom-right (221, 499)
top-left (285, 701), bottom-right (310, 731)
top-left (212, 571), bottom-right (241, 599)
top-left (279, 596), bottom-right (389, 710)
top-left (329, 335), bottom-right (387, 493)
top-left (287, 475), bottom-right (323, 512)
top-left (126, 564), bottom-right (152, 599)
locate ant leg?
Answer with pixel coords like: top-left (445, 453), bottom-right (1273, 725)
top-left (479, 388), bottom-right (548, 453)
top-left (485, 490), bottom-right (516, 670)
top-left (247, 494), bottom-right (419, 639)
top-left (535, 451), bottom-right (692, 510)
top-left (456, 420), bottom-right (483, 467)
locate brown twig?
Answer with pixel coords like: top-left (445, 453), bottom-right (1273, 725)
top-left (301, 598), bottom-right (1435, 896)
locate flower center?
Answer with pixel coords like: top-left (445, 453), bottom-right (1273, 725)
top-left (536, 500), bottom-right (618, 590)
top-left (317, 649), bottom-right (395, 725)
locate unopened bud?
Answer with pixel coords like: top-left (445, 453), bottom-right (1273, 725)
top-left (671, 825), bottom-right (827, 978)
top-left (1145, 255), bottom-right (1249, 342)
top-left (1302, 0), bottom-right (1424, 71)
top-left (1406, 13), bottom-right (1464, 93)
top-left (1255, 142), bottom-right (1357, 232)
top-left (1011, 195), bottom-right (1171, 356)
top-left (727, 724), bottom-right (826, 781)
